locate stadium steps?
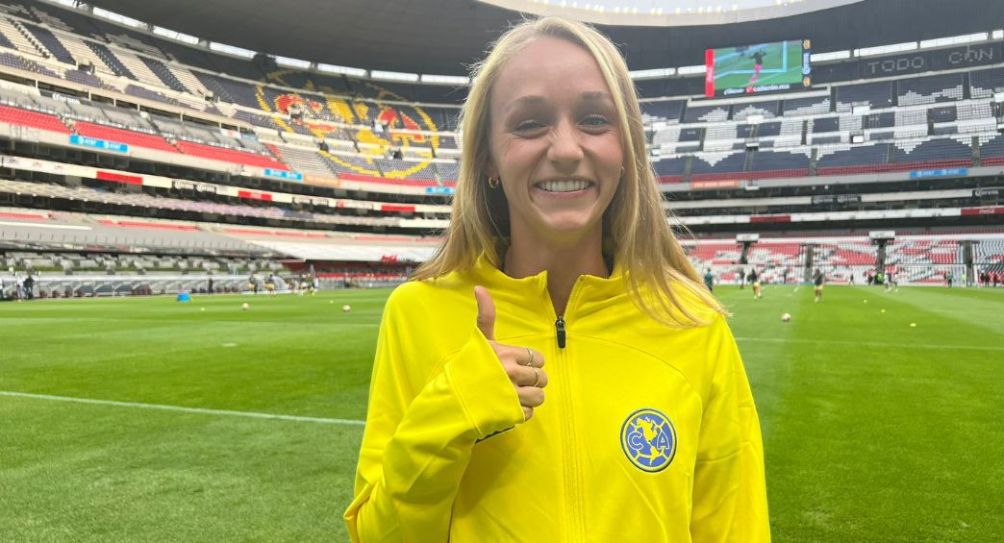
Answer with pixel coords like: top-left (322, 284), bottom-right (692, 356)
top-left (84, 41), bottom-right (133, 79)
top-left (0, 17), bottom-right (45, 58)
top-left (8, 18), bottom-right (49, 59)
top-left (22, 22), bottom-right (73, 64)
top-left (55, 32), bottom-right (113, 75)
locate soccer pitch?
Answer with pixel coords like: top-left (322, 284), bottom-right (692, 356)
top-left (713, 42), bottom-right (804, 91)
top-left (2, 286), bottom-right (1002, 542)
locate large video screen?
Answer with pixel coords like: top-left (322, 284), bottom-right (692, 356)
top-left (705, 40), bottom-right (811, 97)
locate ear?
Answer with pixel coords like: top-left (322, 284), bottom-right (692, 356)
top-left (485, 161), bottom-right (499, 179)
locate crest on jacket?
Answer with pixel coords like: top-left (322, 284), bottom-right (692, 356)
top-left (621, 408), bottom-right (677, 472)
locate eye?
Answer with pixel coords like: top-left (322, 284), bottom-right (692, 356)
top-left (580, 115), bottom-right (611, 129)
top-left (514, 119), bottom-right (546, 133)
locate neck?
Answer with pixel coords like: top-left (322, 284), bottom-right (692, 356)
top-left (502, 228), bottom-right (609, 316)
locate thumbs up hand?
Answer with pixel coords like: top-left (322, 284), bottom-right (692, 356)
top-left (474, 286), bottom-right (547, 422)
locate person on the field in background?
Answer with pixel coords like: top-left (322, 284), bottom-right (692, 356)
top-left (749, 267), bottom-right (762, 300)
top-left (813, 268), bottom-right (825, 303)
top-left (848, 271), bottom-right (855, 285)
top-left (747, 49), bottom-right (766, 90)
top-left (739, 267), bottom-right (747, 289)
top-left (703, 268), bottom-right (715, 292)
top-left (946, 270), bottom-right (953, 287)
top-left (345, 17), bottom-right (769, 543)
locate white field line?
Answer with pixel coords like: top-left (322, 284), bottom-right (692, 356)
top-left (0, 391), bottom-right (365, 426)
top-left (734, 336), bottom-right (1004, 352)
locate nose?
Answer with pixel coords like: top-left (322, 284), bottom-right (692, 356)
top-left (547, 118), bottom-right (583, 174)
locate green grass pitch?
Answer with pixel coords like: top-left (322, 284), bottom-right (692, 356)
top-left (713, 42), bottom-right (804, 91)
top-left (2, 285), bottom-right (1003, 541)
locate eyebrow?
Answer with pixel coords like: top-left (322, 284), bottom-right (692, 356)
top-left (505, 92), bottom-right (614, 114)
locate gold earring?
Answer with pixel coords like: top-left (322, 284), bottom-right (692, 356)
top-left (488, 176), bottom-right (500, 188)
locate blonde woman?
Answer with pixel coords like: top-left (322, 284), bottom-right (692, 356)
top-left (345, 17), bottom-right (769, 542)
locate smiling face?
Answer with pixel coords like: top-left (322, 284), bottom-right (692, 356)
top-left (487, 36), bottom-right (624, 246)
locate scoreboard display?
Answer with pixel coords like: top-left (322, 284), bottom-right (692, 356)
top-left (705, 40), bottom-right (812, 97)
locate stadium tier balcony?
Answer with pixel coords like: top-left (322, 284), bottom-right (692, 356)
top-left (124, 84), bottom-right (179, 107)
top-left (684, 104), bottom-right (729, 123)
top-left (733, 101), bottom-right (778, 121)
top-left (969, 67), bottom-right (1004, 99)
top-left (685, 242), bottom-right (742, 266)
top-left (898, 73), bottom-right (964, 106)
top-left (891, 138), bottom-right (973, 168)
top-left (641, 100), bottom-right (685, 124)
top-left (865, 112), bottom-right (895, 129)
top-left (269, 144), bottom-right (337, 177)
top-left (783, 96), bottom-right (830, 116)
top-left (174, 140), bottom-right (288, 170)
top-left (748, 150), bottom-right (810, 178)
top-left (835, 81), bottom-right (893, 112)
top-left (653, 155), bottom-right (687, 182)
top-left (979, 135), bottom-right (1004, 166)
top-left (810, 117), bottom-right (839, 134)
top-left (74, 121), bottom-right (178, 153)
top-left (0, 50), bottom-right (59, 77)
top-left (896, 108), bottom-right (928, 127)
top-left (375, 158), bottom-right (438, 181)
top-left (957, 101), bottom-right (994, 121)
top-left (689, 152), bottom-right (747, 180)
top-left (65, 101), bottom-right (110, 123)
top-left (63, 67), bottom-right (107, 89)
top-left (0, 103), bottom-right (69, 132)
top-left (816, 144), bottom-right (890, 175)
top-left (194, 72), bottom-right (258, 109)
top-left (704, 124), bottom-right (738, 143)
top-left (434, 161), bottom-right (458, 182)
top-left (755, 121), bottom-right (782, 137)
top-left (927, 105), bottom-right (957, 124)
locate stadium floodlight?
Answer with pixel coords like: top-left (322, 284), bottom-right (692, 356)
top-left (371, 70), bottom-right (420, 83)
top-left (629, 68), bottom-right (676, 80)
top-left (275, 56), bottom-right (311, 70)
top-left (677, 65), bottom-right (707, 75)
top-left (919, 33), bottom-right (989, 49)
top-left (420, 74), bottom-right (470, 86)
top-left (209, 42), bottom-right (255, 59)
top-left (810, 50), bottom-right (851, 63)
top-left (152, 26), bottom-right (199, 45)
top-left (91, 7), bottom-right (145, 28)
top-left (855, 42), bottom-right (917, 57)
top-left (317, 63), bottom-right (367, 78)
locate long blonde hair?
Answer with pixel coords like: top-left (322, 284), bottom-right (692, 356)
top-left (413, 17), bottom-right (724, 326)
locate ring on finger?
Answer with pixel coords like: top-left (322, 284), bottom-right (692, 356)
top-left (532, 366), bottom-right (540, 387)
top-left (526, 347), bottom-right (535, 368)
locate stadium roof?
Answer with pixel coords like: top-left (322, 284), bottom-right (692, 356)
top-left (79, 0), bottom-right (1004, 76)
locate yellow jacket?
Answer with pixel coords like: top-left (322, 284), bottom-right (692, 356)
top-left (345, 255), bottom-right (769, 542)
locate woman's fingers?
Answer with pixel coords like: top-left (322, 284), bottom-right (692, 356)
top-left (505, 363), bottom-right (548, 388)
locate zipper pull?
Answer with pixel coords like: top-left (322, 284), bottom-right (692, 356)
top-left (555, 315), bottom-right (566, 349)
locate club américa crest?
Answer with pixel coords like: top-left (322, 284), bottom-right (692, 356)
top-left (254, 70), bottom-right (440, 178)
top-left (620, 408), bottom-right (677, 472)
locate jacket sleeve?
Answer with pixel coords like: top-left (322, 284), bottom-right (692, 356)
top-left (343, 286), bottom-right (526, 542)
top-left (690, 315), bottom-right (770, 542)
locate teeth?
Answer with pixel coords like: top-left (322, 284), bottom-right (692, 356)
top-left (539, 180), bottom-right (591, 192)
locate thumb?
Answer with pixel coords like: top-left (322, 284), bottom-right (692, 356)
top-left (473, 285), bottom-right (496, 341)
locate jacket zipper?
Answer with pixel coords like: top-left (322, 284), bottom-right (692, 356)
top-left (555, 315), bottom-right (566, 348)
top-left (552, 280), bottom-right (586, 541)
